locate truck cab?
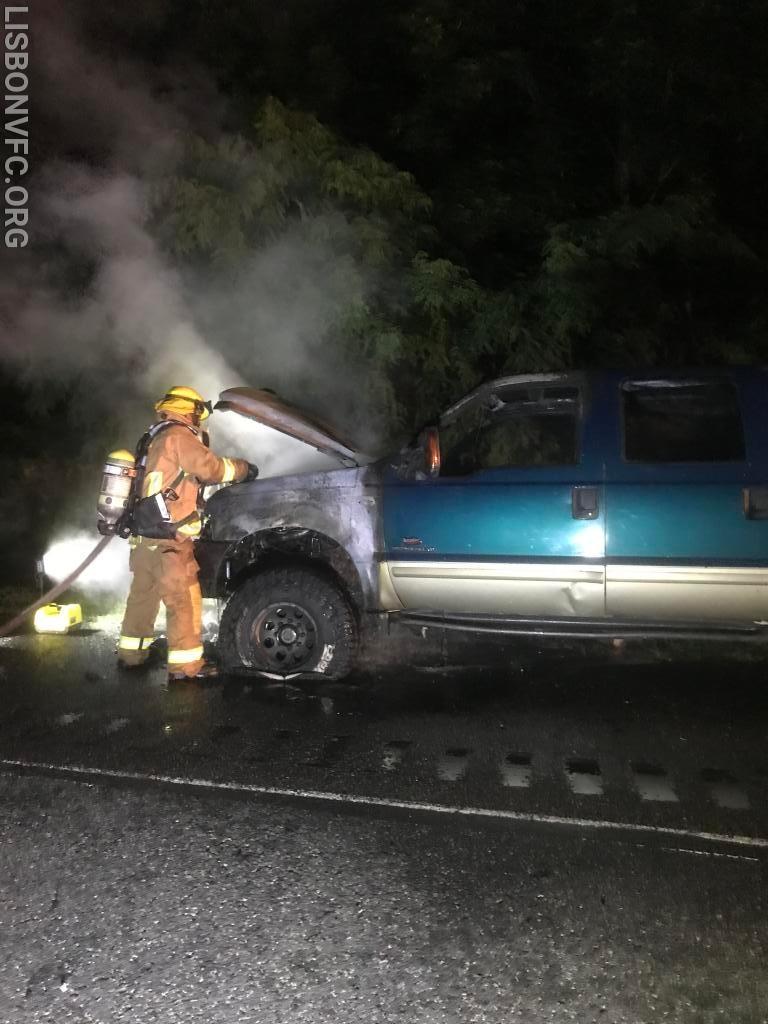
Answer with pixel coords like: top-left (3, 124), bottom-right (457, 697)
top-left (198, 370), bottom-right (768, 678)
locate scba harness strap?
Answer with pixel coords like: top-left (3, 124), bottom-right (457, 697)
top-left (117, 421), bottom-right (199, 540)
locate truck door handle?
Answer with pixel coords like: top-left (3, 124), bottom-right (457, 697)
top-left (572, 486), bottom-right (599, 520)
top-left (743, 487), bottom-right (768, 519)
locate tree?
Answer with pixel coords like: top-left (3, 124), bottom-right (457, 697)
top-left (150, 98), bottom-right (504, 437)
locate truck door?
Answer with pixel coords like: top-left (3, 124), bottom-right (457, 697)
top-left (381, 375), bottom-right (607, 618)
top-left (604, 373), bottom-right (768, 622)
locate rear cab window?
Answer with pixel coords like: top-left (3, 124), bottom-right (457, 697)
top-left (621, 378), bottom-right (746, 463)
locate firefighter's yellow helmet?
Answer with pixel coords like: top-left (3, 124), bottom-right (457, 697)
top-left (155, 385), bottom-right (212, 421)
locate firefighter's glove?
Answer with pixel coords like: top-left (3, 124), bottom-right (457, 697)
top-left (245, 463), bottom-right (259, 482)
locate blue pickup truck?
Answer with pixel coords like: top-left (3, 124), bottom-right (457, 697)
top-left (197, 370), bottom-right (768, 678)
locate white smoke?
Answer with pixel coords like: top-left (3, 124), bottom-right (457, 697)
top-left (43, 533), bottom-right (131, 592)
top-left (5, 166), bottom-right (347, 478)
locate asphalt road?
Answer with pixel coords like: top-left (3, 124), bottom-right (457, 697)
top-left (1, 620), bottom-right (768, 1022)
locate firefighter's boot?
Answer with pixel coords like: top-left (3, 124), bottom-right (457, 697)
top-left (168, 661), bottom-right (220, 683)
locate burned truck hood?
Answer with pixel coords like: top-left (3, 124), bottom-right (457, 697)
top-left (215, 387), bottom-right (365, 466)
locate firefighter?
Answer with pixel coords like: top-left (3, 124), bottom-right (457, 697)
top-left (118, 385), bottom-right (257, 681)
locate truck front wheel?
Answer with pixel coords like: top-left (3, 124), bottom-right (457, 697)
top-left (218, 567), bottom-right (358, 680)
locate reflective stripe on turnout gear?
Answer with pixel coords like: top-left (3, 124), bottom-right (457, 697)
top-left (175, 514), bottom-right (202, 538)
top-left (144, 470), bottom-right (163, 498)
top-left (130, 537), bottom-right (159, 550)
top-left (168, 645), bottom-right (205, 665)
top-left (119, 635), bottom-right (155, 651)
top-left (221, 457), bottom-right (237, 483)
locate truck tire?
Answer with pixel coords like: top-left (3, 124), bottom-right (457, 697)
top-left (218, 567), bottom-right (358, 680)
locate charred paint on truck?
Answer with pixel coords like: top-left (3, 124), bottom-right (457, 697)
top-left (198, 371), bottom-right (768, 679)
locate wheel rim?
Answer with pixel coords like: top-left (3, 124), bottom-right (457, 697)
top-left (250, 602), bottom-right (318, 672)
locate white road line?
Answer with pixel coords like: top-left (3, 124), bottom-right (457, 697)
top-left (710, 781), bottom-right (751, 811)
top-left (500, 757), bottom-right (532, 789)
top-left (565, 761), bottom-right (604, 797)
top-left (2, 757), bottom-right (768, 852)
top-left (437, 750), bottom-right (470, 782)
top-left (56, 713), bottom-right (83, 727)
top-left (659, 845), bottom-right (759, 863)
top-left (382, 741), bottom-right (411, 772)
top-left (104, 718), bottom-right (130, 735)
top-left (632, 766), bottom-right (679, 803)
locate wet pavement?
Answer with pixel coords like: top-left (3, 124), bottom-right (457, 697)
top-left (1, 621), bottom-right (768, 1020)
top-left (2, 624), bottom-right (768, 843)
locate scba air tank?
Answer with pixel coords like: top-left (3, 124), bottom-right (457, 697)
top-left (97, 449), bottom-right (136, 535)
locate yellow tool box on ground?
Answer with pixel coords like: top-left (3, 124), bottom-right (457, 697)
top-left (33, 604), bottom-right (83, 634)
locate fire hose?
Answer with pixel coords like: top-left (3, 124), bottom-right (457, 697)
top-left (0, 532), bottom-right (327, 680)
top-left (0, 534), bottom-right (114, 638)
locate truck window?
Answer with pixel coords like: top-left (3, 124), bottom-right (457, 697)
top-left (441, 385), bottom-right (580, 476)
top-left (622, 379), bottom-right (745, 462)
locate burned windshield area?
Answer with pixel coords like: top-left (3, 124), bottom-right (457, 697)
top-left (622, 379), bottom-right (746, 463)
top-left (440, 385), bottom-right (580, 476)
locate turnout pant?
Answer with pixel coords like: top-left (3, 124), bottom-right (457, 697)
top-left (119, 537), bottom-right (205, 676)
